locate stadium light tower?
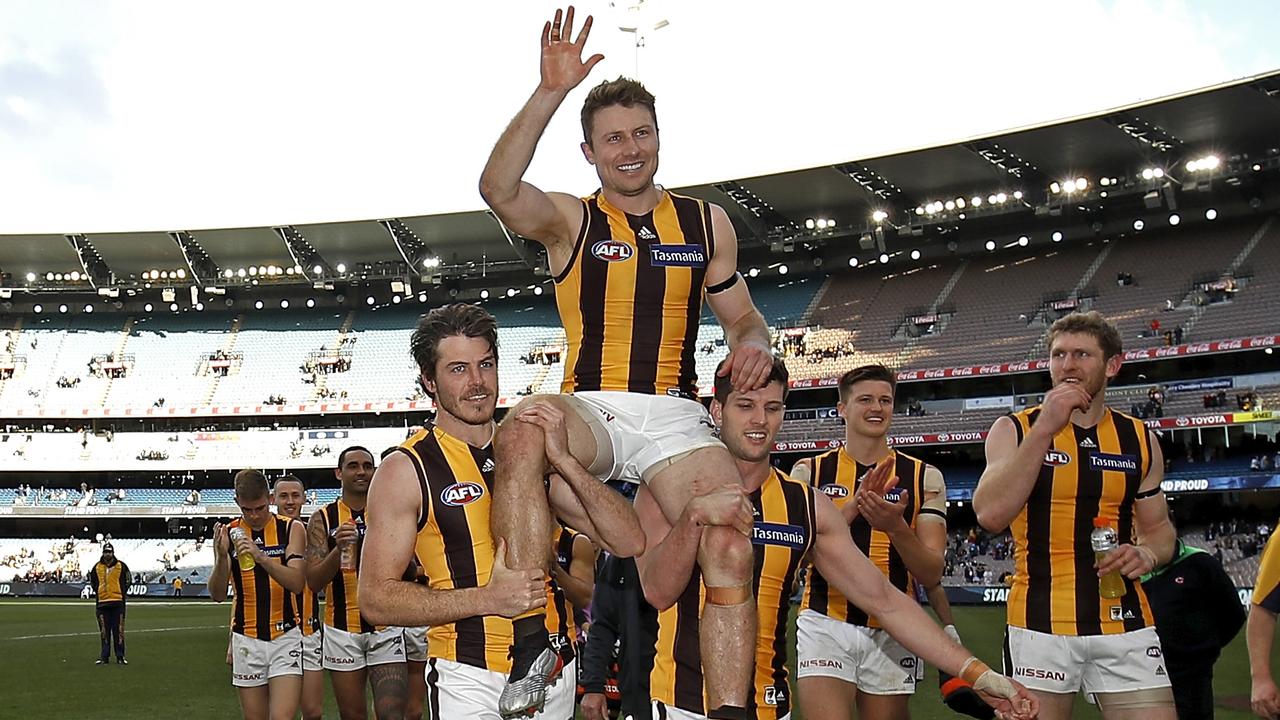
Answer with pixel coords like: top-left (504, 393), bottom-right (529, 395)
top-left (612, 0), bottom-right (669, 78)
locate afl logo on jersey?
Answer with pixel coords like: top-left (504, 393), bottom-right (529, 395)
top-left (440, 482), bottom-right (485, 507)
top-left (591, 239), bottom-right (633, 263)
top-left (1043, 450), bottom-right (1071, 466)
top-left (820, 485), bottom-right (849, 499)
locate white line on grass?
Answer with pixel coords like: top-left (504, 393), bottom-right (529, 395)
top-left (7, 624), bottom-right (224, 640)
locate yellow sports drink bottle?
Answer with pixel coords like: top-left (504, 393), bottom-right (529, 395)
top-left (1091, 518), bottom-right (1125, 599)
top-left (229, 527), bottom-right (256, 572)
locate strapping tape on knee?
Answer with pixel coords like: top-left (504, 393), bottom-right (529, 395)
top-left (704, 582), bottom-right (752, 606)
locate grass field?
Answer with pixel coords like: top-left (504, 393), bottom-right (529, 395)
top-left (0, 598), bottom-right (1268, 719)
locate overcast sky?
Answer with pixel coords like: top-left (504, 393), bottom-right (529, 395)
top-left (2, 0), bottom-right (1278, 234)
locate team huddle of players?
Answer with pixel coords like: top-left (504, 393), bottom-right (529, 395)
top-left (203, 6), bottom-right (1210, 720)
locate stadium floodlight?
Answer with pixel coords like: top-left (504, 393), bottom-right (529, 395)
top-left (161, 271), bottom-right (170, 280)
top-left (312, 264), bottom-right (323, 275)
top-left (176, 269), bottom-right (186, 279)
top-left (32, 304), bottom-right (41, 314)
top-left (1018, 235), bottom-right (1029, 246)
top-left (945, 200), bottom-right (957, 211)
top-left (248, 266), bottom-right (258, 277)
top-left (392, 295), bottom-right (402, 304)
top-left (848, 257), bottom-right (859, 268)
top-left (223, 269), bottom-right (233, 279)
top-left (971, 196), bottom-right (982, 207)
top-left (24, 272), bottom-right (34, 282)
top-left (878, 253), bottom-right (889, 264)
top-left (1075, 178), bottom-right (1088, 191)
top-left (956, 197), bottom-right (966, 209)
top-left (1049, 181), bottom-right (1061, 194)
top-left (1205, 208), bottom-right (1218, 220)
top-left (871, 210), bottom-right (888, 223)
top-left (280, 299), bottom-right (290, 309)
top-left (1052, 231), bottom-right (1063, 242)
top-left (45, 272), bottom-right (55, 281)
top-left (747, 267), bottom-right (759, 278)
top-left (55, 273), bottom-right (64, 281)
top-left (418, 292), bottom-right (429, 303)
top-left (169, 303), bottom-right (179, 312)
top-left (306, 298), bottom-right (316, 308)
top-left (777, 264), bottom-right (789, 275)
top-left (83, 304), bottom-right (93, 313)
top-left (365, 296), bottom-right (376, 305)
top-left (506, 287), bottom-right (517, 297)
top-left (804, 218), bottom-right (815, 229)
top-left (533, 286), bottom-right (544, 296)
top-left (1153, 168), bottom-right (1164, 178)
top-left (1141, 168), bottom-right (1154, 180)
top-left (915, 206), bottom-right (924, 216)
top-left (995, 192), bottom-right (1007, 203)
top-left (910, 249), bottom-right (921, 260)
top-left (984, 240), bottom-right (996, 251)
top-left (1133, 219), bottom-right (1145, 231)
top-left (480, 289), bottom-right (490, 299)
top-left (144, 303), bottom-right (153, 312)
top-left (195, 302), bottom-right (204, 311)
top-left (815, 218), bottom-right (828, 230)
top-left (254, 300), bottom-right (264, 309)
top-left (285, 267), bottom-right (295, 275)
top-left (58, 304), bottom-right (68, 314)
top-left (336, 263), bottom-right (347, 274)
top-left (1169, 213), bottom-right (1181, 226)
top-left (1013, 190), bottom-right (1024, 200)
top-left (70, 271), bottom-right (81, 281)
top-left (1254, 163), bottom-right (1263, 172)
top-left (1100, 177), bottom-right (1110, 186)
top-left (235, 268), bottom-right (246, 278)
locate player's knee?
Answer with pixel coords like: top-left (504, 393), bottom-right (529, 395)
top-left (699, 525), bottom-right (753, 581)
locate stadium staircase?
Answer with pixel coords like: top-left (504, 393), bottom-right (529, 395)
top-left (893, 262), bottom-right (968, 368)
top-left (799, 275), bottom-right (834, 326)
top-left (1179, 215), bottom-right (1276, 340)
top-left (97, 317), bottom-right (135, 407)
top-left (311, 310), bottom-right (356, 402)
top-left (1026, 242), bottom-right (1116, 358)
top-left (0, 318), bottom-right (21, 398)
top-left (202, 314), bottom-right (243, 406)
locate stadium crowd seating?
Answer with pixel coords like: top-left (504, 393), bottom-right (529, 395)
top-left (0, 218), bottom-right (1275, 412)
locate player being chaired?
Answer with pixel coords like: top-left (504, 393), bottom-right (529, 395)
top-left (479, 6), bottom-right (775, 719)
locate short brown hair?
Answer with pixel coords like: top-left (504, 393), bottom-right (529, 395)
top-left (580, 77), bottom-right (658, 144)
top-left (410, 303), bottom-right (499, 399)
top-left (273, 474), bottom-right (305, 492)
top-left (838, 364), bottom-right (897, 403)
top-left (1047, 311), bottom-right (1123, 359)
top-left (712, 357), bottom-right (790, 404)
top-left (234, 469), bottom-right (269, 502)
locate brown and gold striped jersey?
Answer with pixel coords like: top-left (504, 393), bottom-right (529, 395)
top-left (802, 449), bottom-right (928, 628)
top-left (554, 190), bottom-right (716, 399)
top-left (1005, 406), bottom-right (1155, 636)
top-left (392, 424), bottom-right (575, 672)
top-left (651, 469), bottom-right (815, 719)
top-left (317, 499), bottom-right (375, 633)
top-left (229, 514), bottom-right (301, 640)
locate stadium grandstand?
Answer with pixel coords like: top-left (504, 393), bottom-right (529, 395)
top-left (2, 57), bottom-right (1280, 718)
top-left (2, 70), bottom-right (1279, 597)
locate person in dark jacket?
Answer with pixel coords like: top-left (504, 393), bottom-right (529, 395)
top-left (1141, 538), bottom-right (1246, 719)
top-left (578, 552), bottom-right (657, 720)
top-left (88, 542), bottom-right (132, 665)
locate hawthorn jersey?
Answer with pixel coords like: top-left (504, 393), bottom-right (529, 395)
top-left (318, 499), bottom-right (375, 633)
top-left (228, 514), bottom-right (301, 640)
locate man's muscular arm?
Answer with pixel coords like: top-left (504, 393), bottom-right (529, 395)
top-left (478, 7), bottom-right (599, 247)
top-left (305, 512), bottom-right (339, 593)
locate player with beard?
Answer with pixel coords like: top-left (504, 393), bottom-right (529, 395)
top-left (272, 476), bottom-right (325, 720)
top-left (635, 358), bottom-right (1037, 720)
top-left (480, 8), bottom-right (773, 717)
top-left (973, 311), bottom-right (1177, 720)
top-left (358, 303), bottom-right (643, 720)
top-left (788, 364), bottom-right (948, 720)
top-left (307, 446), bottom-right (412, 720)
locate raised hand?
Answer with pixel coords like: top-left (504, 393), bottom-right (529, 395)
top-left (539, 6), bottom-right (605, 94)
top-left (212, 522), bottom-right (229, 557)
top-left (690, 484), bottom-right (754, 536)
top-left (854, 485), bottom-right (909, 534)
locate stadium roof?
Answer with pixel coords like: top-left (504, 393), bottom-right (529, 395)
top-left (2, 70), bottom-right (1278, 289)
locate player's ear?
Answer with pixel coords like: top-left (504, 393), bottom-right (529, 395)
top-left (710, 399), bottom-right (724, 427)
top-left (580, 141), bottom-right (596, 165)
